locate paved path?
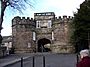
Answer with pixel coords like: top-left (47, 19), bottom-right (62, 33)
top-left (0, 53), bottom-right (35, 67)
top-left (0, 53), bottom-right (77, 67)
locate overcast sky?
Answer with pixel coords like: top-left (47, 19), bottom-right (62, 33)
top-left (1, 0), bottom-right (85, 36)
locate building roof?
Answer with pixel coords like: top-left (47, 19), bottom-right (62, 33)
top-left (2, 36), bottom-right (12, 43)
top-left (34, 12), bottom-right (55, 16)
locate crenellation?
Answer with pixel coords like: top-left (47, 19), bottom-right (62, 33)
top-left (22, 17), bottom-right (25, 19)
top-left (12, 12), bottom-right (74, 53)
top-left (68, 16), bottom-right (71, 19)
top-left (21, 17), bottom-right (27, 24)
top-left (12, 16), bottom-right (21, 26)
top-left (55, 17), bottom-right (57, 20)
top-left (63, 15), bottom-right (67, 19)
top-left (26, 17), bottom-right (31, 24)
top-left (27, 17), bottom-right (30, 20)
top-left (12, 15), bottom-right (73, 26)
top-left (58, 16), bottom-right (61, 19)
top-left (12, 16), bottom-right (35, 25)
top-left (54, 15), bottom-right (73, 22)
top-left (31, 18), bottom-right (33, 21)
top-left (68, 16), bottom-right (73, 20)
top-left (14, 16), bottom-right (21, 20)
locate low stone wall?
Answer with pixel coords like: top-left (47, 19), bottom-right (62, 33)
top-left (51, 44), bottom-right (75, 53)
top-left (14, 48), bottom-right (34, 53)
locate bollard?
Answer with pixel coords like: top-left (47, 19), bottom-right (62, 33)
top-left (2, 50), bottom-right (4, 57)
top-left (21, 57), bottom-right (23, 67)
top-left (77, 54), bottom-right (78, 64)
top-left (32, 56), bottom-right (35, 67)
top-left (43, 56), bottom-right (45, 67)
top-left (77, 53), bottom-right (79, 64)
top-left (76, 54), bottom-right (79, 67)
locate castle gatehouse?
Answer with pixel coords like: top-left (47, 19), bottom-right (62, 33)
top-left (12, 12), bottom-right (74, 53)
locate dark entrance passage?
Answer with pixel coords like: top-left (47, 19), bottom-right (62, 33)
top-left (38, 38), bottom-right (51, 52)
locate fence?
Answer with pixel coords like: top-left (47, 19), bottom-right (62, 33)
top-left (20, 56), bottom-right (45, 67)
top-left (5, 53), bottom-right (76, 67)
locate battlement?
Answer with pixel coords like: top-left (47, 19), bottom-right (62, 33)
top-left (12, 14), bottom-right (73, 26)
top-left (12, 16), bottom-right (34, 21)
top-left (12, 16), bottom-right (35, 25)
top-left (55, 15), bottom-right (73, 21)
top-left (12, 12), bottom-right (74, 54)
top-left (34, 12), bottom-right (55, 16)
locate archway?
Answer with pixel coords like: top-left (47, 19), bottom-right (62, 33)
top-left (38, 38), bottom-right (51, 52)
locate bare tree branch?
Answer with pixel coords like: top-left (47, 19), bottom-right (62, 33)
top-left (0, 0), bottom-right (34, 45)
top-left (24, 0), bottom-right (34, 8)
top-left (0, 0), bottom-right (34, 30)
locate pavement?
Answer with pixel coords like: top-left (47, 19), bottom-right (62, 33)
top-left (0, 53), bottom-right (77, 67)
top-left (0, 52), bottom-right (53, 67)
top-left (0, 53), bottom-right (35, 67)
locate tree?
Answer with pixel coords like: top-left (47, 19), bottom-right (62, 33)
top-left (0, 0), bottom-right (33, 45)
top-left (71, 0), bottom-right (90, 52)
top-left (0, 34), bottom-right (2, 44)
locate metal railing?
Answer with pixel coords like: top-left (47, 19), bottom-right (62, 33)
top-left (20, 56), bottom-right (45, 67)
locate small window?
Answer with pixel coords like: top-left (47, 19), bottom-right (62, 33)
top-left (27, 43), bottom-right (31, 48)
top-left (52, 32), bottom-right (54, 40)
top-left (33, 32), bottom-right (36, 41)
top-left (36, 21), bottom-right (40, 28)
top-left (48, 20), bottom-right (52, 28)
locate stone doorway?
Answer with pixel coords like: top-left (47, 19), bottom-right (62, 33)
top-left (37, 38), bottom-right (51, 52)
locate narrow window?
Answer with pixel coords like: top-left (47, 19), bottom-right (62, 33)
top-left (48, 20), bottom-right (52, 28)
top-left (33, 32), bottom-right (36, 40)
top-left (52, 32), bottom-right (54, 40)
top-left (36, 21), bottom-right (40, 28)
top-left (27, 43), bottom-right (31, 48)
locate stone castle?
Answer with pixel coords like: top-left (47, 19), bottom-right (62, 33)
top-left (12, 12), bottom-right (74, 53)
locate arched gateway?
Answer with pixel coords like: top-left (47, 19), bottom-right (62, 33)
top-left (38, 38), bottom-right (51, 52)
top-left (12, 12), bottom-right (74, 53)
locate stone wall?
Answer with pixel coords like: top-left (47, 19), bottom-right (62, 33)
top-left (52, 16), bottom-right (74, 53)
top-left (12, 16), bottom-right (36, 53)
top-left (12, 12), bottom-right (74, 53)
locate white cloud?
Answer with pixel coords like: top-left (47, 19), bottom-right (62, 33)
top-left (34, 0), bottom-right (85, 16)
top-left (42, 0), bottom-right (84, 15)
top-left (1, 0), bottom-right (85, 36)
top-left (1, 27), bottom-right (12, 36)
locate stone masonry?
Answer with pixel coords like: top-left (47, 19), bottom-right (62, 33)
top-left (12, 12), bottom-right (74, 53)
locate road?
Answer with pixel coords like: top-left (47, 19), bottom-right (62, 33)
top-left (5, 53), bottom-right (77, 67)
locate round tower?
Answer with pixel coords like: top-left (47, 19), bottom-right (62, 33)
top-left (12, 16), bottom-right (36, 53)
